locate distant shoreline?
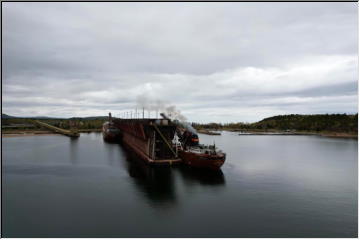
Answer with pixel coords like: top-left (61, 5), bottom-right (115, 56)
top-left (235, 129), bottom-right (357, 138)
top-left (197, 129), bottom-right (358, 139)
top-left (237, 132), bottom-right (358, 139)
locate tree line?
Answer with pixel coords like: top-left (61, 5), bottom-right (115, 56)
top-left (192, 114), bottom-right (358, 133)
top-left (2, 114), bottom-right (358, 133)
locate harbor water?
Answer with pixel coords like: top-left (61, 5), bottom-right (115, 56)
top-left (2, 132), bottom-right (357, 237)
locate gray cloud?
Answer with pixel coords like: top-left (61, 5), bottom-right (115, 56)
top-left (2, 2), bottom-right (358, 122)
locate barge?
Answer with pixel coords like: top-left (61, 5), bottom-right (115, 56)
top-left (111, 117), bottom-right (181, 165)
top-left (102, 112), bottom-right (226, 169)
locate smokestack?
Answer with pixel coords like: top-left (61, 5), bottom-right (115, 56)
top-left (160, 113), bottom-right (169, 120)
top-left (161, 112), bottom-right (197, 134)
top-left (143, 108), bottom-right (144, 119)
top-left (109, 112), bottom-right (112, 122)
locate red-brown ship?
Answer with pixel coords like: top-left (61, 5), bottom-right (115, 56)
top-left (106, 113), bottom-right (181, 165)
top-left (102, 111), bottom-right (226, 169)
top-left (179, 145), bottom-right (226, 170)
top-left (160, 113), bottom-right (226, 170)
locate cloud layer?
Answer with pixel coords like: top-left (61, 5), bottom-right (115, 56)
top-left (2, 2), bottom-right (358, 122)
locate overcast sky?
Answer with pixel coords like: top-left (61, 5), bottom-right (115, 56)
top-left (2, 2), bottom-right (358, 123)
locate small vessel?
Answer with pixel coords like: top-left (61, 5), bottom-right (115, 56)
top-left (102, 113), bottom-right (121, 142)
top-left (102, 122), bottom-right (121, 142)
top-left (160, 113), bottom-right (226, 170)
top-left (179, 144), bottom-right (226, 170)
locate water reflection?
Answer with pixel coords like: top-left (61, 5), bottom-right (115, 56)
top-left (104, 141), bottom-right (119, 167)
top-left (123, 150), bottom-right (177, 208)
top-left (3, 133), bottom-right (357, 237)
top-left (178, 166), bottom-right (226, 186)
top-left (117, 144), bottom-right (226, 208)
top-left (69, 137), bottom-right (79, 165)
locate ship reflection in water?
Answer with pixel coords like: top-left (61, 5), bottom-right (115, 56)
top-left (2, 132), bottom-right (357, 237)
top-left (122, 149), bottom-right (225, 208)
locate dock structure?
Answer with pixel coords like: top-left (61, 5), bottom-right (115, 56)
top-left (34, 120), bottom-right (80, 137)
top-left (112, 118), bottom-right (181, 165)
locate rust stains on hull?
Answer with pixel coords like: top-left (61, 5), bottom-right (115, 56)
top-left (111, 118), bottom-right (181, 165)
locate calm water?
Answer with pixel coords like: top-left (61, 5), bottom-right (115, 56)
top-left (2, 132), bottom-right (358, 237)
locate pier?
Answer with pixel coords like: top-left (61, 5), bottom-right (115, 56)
top-left (34, 120), bottom-right (80, 137)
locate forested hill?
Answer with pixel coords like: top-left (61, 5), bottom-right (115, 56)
top-left (193, 114), bottom-right (358, 133)
top-left (252, 114), bottom-right (358, 132)
top-left (2, 113), bottom-right (358, 133)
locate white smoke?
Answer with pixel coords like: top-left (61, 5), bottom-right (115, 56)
top-left (135, 94), bottom-right (198, 134)
top-left (173, 119), bottom-right (197, 134)
top-left (136, 94), bottom-right (187, 121)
